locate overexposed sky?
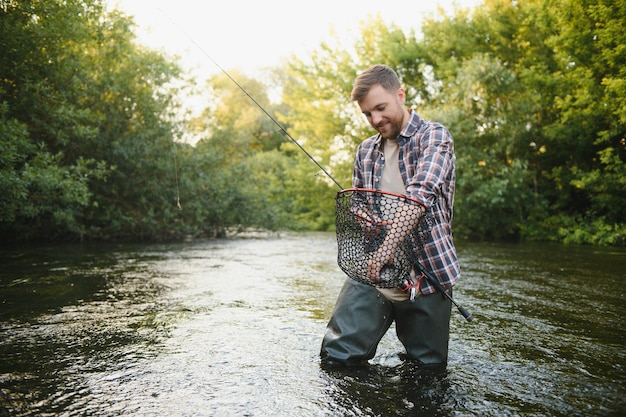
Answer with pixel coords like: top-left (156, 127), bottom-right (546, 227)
top-left (106, 0), bottom-right (482, 79)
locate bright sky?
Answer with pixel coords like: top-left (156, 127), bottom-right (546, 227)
top-left (106, 0), bottom-right (482, 79)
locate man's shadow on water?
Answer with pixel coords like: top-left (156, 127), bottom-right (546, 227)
top-left (320, 357), bottom-right (455, 417)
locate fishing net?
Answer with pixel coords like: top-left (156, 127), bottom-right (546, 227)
top-left (335, 188), bottom-right (433, 289)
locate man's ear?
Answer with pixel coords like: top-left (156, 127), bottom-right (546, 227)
top-left (397, 87), bottom-right (406, 104)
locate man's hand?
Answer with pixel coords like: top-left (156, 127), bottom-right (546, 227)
top-left (365, 201), bottom-right (425, 282)
top-left (352, 208), bottom-right (392, 238)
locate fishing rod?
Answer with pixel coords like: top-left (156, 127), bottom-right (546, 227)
top-left (162, 11), bottom-right (473, 321)
top-left (158, 9), bottom-right (343, 190)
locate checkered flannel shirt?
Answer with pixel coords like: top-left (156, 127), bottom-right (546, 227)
top-left (353, 110), bottom-right (461, 294)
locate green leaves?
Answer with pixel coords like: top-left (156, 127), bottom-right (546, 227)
top-left (415, 0), bottom-right (625, 244)
top-left (0, 0), bottom-right (182, 241)
top-left (0, 104), bottom-right (111, 239)
top-left (275, 0), bottom-right (624, 244)
top-left (1, 0), bottom-right (622, 244)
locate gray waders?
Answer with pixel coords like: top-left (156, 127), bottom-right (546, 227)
top-left (320, 278), bottom-right (451, 366)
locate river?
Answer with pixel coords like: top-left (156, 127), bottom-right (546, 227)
top-left (0, 232), bottom-right (624, 416)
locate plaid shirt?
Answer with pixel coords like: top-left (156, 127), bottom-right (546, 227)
top-left (353, 110), bottom-right (460, 294)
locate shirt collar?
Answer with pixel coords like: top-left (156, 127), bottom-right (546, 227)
top-left (399, 109), bottom-right (421, 141)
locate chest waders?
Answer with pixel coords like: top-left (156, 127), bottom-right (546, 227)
top-left (320, 278), bottom-right (451, 367)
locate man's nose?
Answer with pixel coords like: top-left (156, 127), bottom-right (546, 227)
top-left (371, 112), bottom-right (383, 126)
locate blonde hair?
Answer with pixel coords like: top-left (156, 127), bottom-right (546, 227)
top-left (350, 64), bottom-right (401, 102)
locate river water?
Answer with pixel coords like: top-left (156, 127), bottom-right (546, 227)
top-left (0, 232), bottom-right (624, 416)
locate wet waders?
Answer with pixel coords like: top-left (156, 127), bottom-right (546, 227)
top-left (320, 279), bottom-right (451, 366)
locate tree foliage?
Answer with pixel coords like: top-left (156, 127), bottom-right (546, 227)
top-left (277, 1), bottom-right (624, 244)
top-left (0, 0), bottom-right (623, 245)
top-left (0, 0), bottom-right (185, 241)
top-left (417, 0), bottom-right (625, 243)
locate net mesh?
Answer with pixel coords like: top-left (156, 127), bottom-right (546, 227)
top-left (335, 188), bottom-right (432, 288)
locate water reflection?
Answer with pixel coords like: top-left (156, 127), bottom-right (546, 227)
top-left (323, 362), bottom-right (453, 416)
top-left (0, 235), bottom-right (624, 416)
top-left (0, 244), bottom-right (173, 416)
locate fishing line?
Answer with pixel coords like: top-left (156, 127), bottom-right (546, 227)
top-left (158, 9), bottom-right (473, 321)
top-left (157, 8), bottom-right (343, 190)
top-left (173, 141), bottom-right (182, 210)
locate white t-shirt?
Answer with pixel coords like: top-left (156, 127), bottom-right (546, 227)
top-left (376, 139), bottom-right (417, 302)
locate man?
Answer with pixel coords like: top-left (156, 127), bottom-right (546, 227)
top-left (320, 64), bottom-right (460, 367)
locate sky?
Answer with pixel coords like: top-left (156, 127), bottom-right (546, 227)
top-left (105, 0), bottom-right (482, 79)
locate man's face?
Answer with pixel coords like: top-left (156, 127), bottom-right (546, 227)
top-left (357, 84), bottom-right (407, 140)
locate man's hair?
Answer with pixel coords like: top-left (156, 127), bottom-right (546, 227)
top-left (350, 64), bottom-right (401, 102)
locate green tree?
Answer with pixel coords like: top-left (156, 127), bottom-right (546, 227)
top-left (278, 1), bottom-right (624, 244)
top-left (185, 71), bottom-right (293, 235)
top-left (0, 104), bottom-right (109, 240)
top-left (0, 0), bottom-right (186, 241)
top-left (420, 0), bottom-right (625, 243)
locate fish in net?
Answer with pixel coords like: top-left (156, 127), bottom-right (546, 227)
top-left (335, 188), bottom-right (433, 289)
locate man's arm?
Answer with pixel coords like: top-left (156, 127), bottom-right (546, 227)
top-left (366, 201), bottom-right (425, 281)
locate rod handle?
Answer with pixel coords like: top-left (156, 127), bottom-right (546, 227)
top-left (457, 305), bottom-right (474, 322)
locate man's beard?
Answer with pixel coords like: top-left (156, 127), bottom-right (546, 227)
top-left (377, 119), bottom-right (402, 140)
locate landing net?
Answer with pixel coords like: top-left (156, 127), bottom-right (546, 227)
top-left (335, 188), bottom-right (432, 288)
